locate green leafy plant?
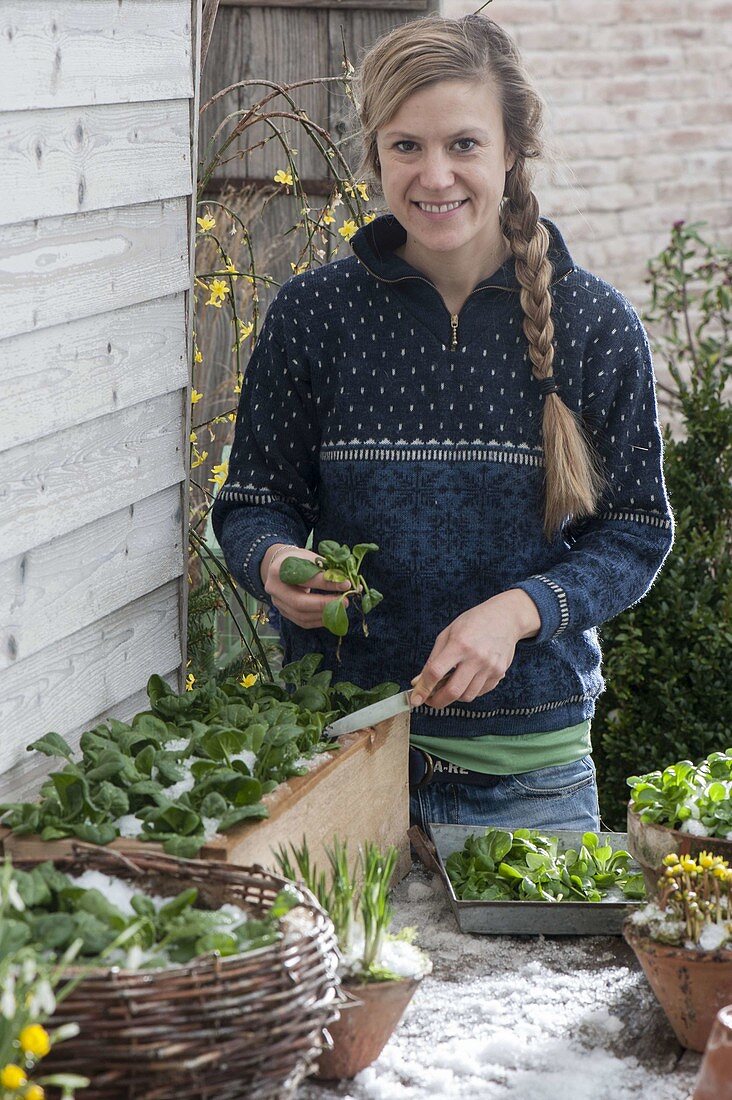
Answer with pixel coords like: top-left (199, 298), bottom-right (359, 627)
top-left (593, 222), bottom-right (732, 827)
top-left (445, 828), bottom-right (645, 903)
top-left (275, 838), bottom-right (430, 983)
top-left (0, 656), bottom-right (400, 859)
top-left (279, 540), bottom-right (382, 658)
top-left (628, 749), bottom-right (732, 837)
top-left (0, 857), bottom-right (301, 973)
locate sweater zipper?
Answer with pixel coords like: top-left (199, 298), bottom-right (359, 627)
top-left (354, 255), bottom-right (574, 352)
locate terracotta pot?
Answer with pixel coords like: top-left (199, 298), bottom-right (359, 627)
top-left (624, 920), bottom-right (732, 1051)
top-left (627, 807), bottom-right (732, 898)
top-left (314, 976), bottom-right (421, 1080)
top-left (693, 1003), bottom-right (732, 1100)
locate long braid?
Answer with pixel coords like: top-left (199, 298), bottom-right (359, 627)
top-left (502, 161), bottom-right (605, 539)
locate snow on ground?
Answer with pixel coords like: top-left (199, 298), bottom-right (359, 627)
top-left (300, 865), bottom-right (701, 1100)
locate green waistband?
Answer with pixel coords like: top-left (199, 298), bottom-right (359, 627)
top-left (410, 721), bottom-right (592, 776)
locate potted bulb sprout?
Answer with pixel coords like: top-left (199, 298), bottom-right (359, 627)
top-left (275, 838), bottom-right (431, 1079)
top-left (623, 850), bottom-right (732, 1051)
top-left (627, 750), bottom-right (732, 896)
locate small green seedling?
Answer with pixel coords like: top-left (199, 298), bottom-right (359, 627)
top-left (279, 540), bottom-right (382, 660)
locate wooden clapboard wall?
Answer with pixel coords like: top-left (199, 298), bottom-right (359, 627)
top-left (198, 0), bottom-right (439, 370)
top-left (0, 0), bottom-right (202, 799)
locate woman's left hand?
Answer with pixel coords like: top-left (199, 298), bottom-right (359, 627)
top-left (409, 589), bottom-right (541, 709)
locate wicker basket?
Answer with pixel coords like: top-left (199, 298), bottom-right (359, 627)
top-left (15, 843), bottom-right (342, 1099)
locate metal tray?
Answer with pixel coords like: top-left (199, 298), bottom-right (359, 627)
top-left (428, 823), bottom-right (644, 936)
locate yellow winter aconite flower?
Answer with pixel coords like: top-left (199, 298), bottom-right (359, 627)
top-left (699, 852), bottom-right (715, 869)
top-left (185, 673), bottom-right (195, 691)
top-left (1, 1065), bottom-right (27, 1089)
top-left (680, 855), bottom-right (698, 873)
top-left (209, 461), bottom-right (229, 489)
top-left (191, 448), bottom-right (208, 469)
top-left (338, 220), bottom-right (358, 241)
top-left (191, 389), bottom-right (203, 405)
top-left (240, 673), bottom-right (258, 689)
top-left (322, 208), bottom-right (336, 225)
top-left (197, 214), bottom-right (216, 232)
top-left (273, 169), bottom-right (294, 186)
top-left (25, 1086), bottom-right (44, 1100)
top-left (19, 1025), bottom-right (50, 1058)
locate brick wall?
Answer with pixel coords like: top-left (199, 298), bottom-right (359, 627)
top-left (442, 0), bottom-right (731, 398)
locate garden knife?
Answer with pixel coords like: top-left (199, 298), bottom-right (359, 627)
top-left (322, 671), bottom-right (453, 737)
top-left (322, 689), bottom-right (414, 737)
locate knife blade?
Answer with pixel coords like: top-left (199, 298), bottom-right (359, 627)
top-left (322, 689), bottom-right (413, 737)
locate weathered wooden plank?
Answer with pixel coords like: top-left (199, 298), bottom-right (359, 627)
top-left (0, 1), bottom-right (193, 113)
top-left (0, 486), bottom-right (184, 671)
top-left (0, 296), bottom-right (188, 453)
top-left (0, 580), bottom-right (180, 783)
top-left (178, 0), bottom-right (204, 692)
top-left (199, 5), bottom-right (330, 183)
top-left (220, 0), bottom-right (430, 8)
top-left (0, 391), bottom-right (186, 565)
top-left (0, 100), bottom-right (191, 227)
top-left (0, 198), bottom-right (190, 341)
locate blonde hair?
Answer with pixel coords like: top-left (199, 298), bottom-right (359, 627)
top-left (352, 13), bottom-right (604, 540)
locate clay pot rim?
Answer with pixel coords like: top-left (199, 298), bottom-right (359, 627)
top-left (623, 917), bottom-right (732, 961)
top-left (627, 806), bottom-right (732, 849)
top-left (340, 974), bottom-right (423, 990)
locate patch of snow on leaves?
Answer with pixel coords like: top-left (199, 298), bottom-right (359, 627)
top-left (679, 818), bottom-right (708, 836)
top-left (293, 753), bottom-right (332, 771)
top-left (69, 870), bottom-right (167, 915)
top-left (698, 921), bottom-right (730, 951)
top-left (115, 814), bottom-right (144, 838)
top-left (230, 749), bottom-right (257, 771)
top-left (164, 738), bottom-right (189, 753)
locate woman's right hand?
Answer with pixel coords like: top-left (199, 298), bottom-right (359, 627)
top-left (262, 544), bottom-right (351, 630)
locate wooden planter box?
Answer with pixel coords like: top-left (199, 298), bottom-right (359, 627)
top-left (0, 712), bottom-right (411, 882)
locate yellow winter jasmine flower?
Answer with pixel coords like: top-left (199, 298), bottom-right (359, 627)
top-left (362, 212), bottom-right (376, 225)
top-left (273, 169), bottom-right (294, 187)
top-left (290, 262), bottom-right (309, 275)
top-left (197, 213), bottom-right (216, 232)
top-left (191, 449), bottom-right (208, 469)
top-left (240, 673), bottom-right (258, 689)
top-left (345, 181), bottom-right (369, 202)
top-left (238, 320), bottom-right (254, 340)
top-left (185, 673), bottom-right (195, 691)
top-left (1, 1065), bottom-right (27, 1089)
top-left (19, 1025), bottom-right (50, 1058)
top-left (205, 279), bottom-right (230, 308)
top-left (189, 431), bottom-right (197, 444)
top-left (228, 412), bottom-right (236, 422)
top-left (338, 220), bottom-right (358, 241)
top-left (234, 372), bottom-right (243, 395)
top-left (209, 461), bottom-right (229, 489)
top-left (191, 389), bottom-right (203, 405)
top-left (25, 1086), bottom-right (44, 1100)
top-left (194, 347), bottom-right (203, 364)
top-left (322, 208), bottom-right (335, 225)
top-left (224, 260), bottom-right (239, 282)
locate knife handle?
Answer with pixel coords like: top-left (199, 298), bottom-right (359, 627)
top-left (409, 668), bottom-right (455, 704)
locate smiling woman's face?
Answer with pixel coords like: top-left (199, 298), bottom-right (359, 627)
top-left (375, 79), bottom-right (515, 268)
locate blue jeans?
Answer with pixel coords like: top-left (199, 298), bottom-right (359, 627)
top-left (410, 755), bottom-right (600, 833)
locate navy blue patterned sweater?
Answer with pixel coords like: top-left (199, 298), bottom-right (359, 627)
top-left (213, 214), bottom-right (673, 737)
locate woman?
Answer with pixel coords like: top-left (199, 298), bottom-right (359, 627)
top-left (212, 14), bottom-right (673, 833)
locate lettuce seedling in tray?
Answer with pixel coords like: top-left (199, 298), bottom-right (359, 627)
top-left (1, 858), bottom-right (303, 969)
top-left (445, 828), bottom-right (645, 903)
top-left (0, 654), bottom-right (400, 859)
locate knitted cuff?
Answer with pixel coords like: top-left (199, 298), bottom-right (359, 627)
top-left (511, 575), bottom-right (570, 645)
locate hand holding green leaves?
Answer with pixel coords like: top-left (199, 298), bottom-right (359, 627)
top-left (279, 541), bottom-right (382, 650)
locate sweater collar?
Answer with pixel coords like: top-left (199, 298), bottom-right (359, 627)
top-left (350, 212), bottom-right (575, 292)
